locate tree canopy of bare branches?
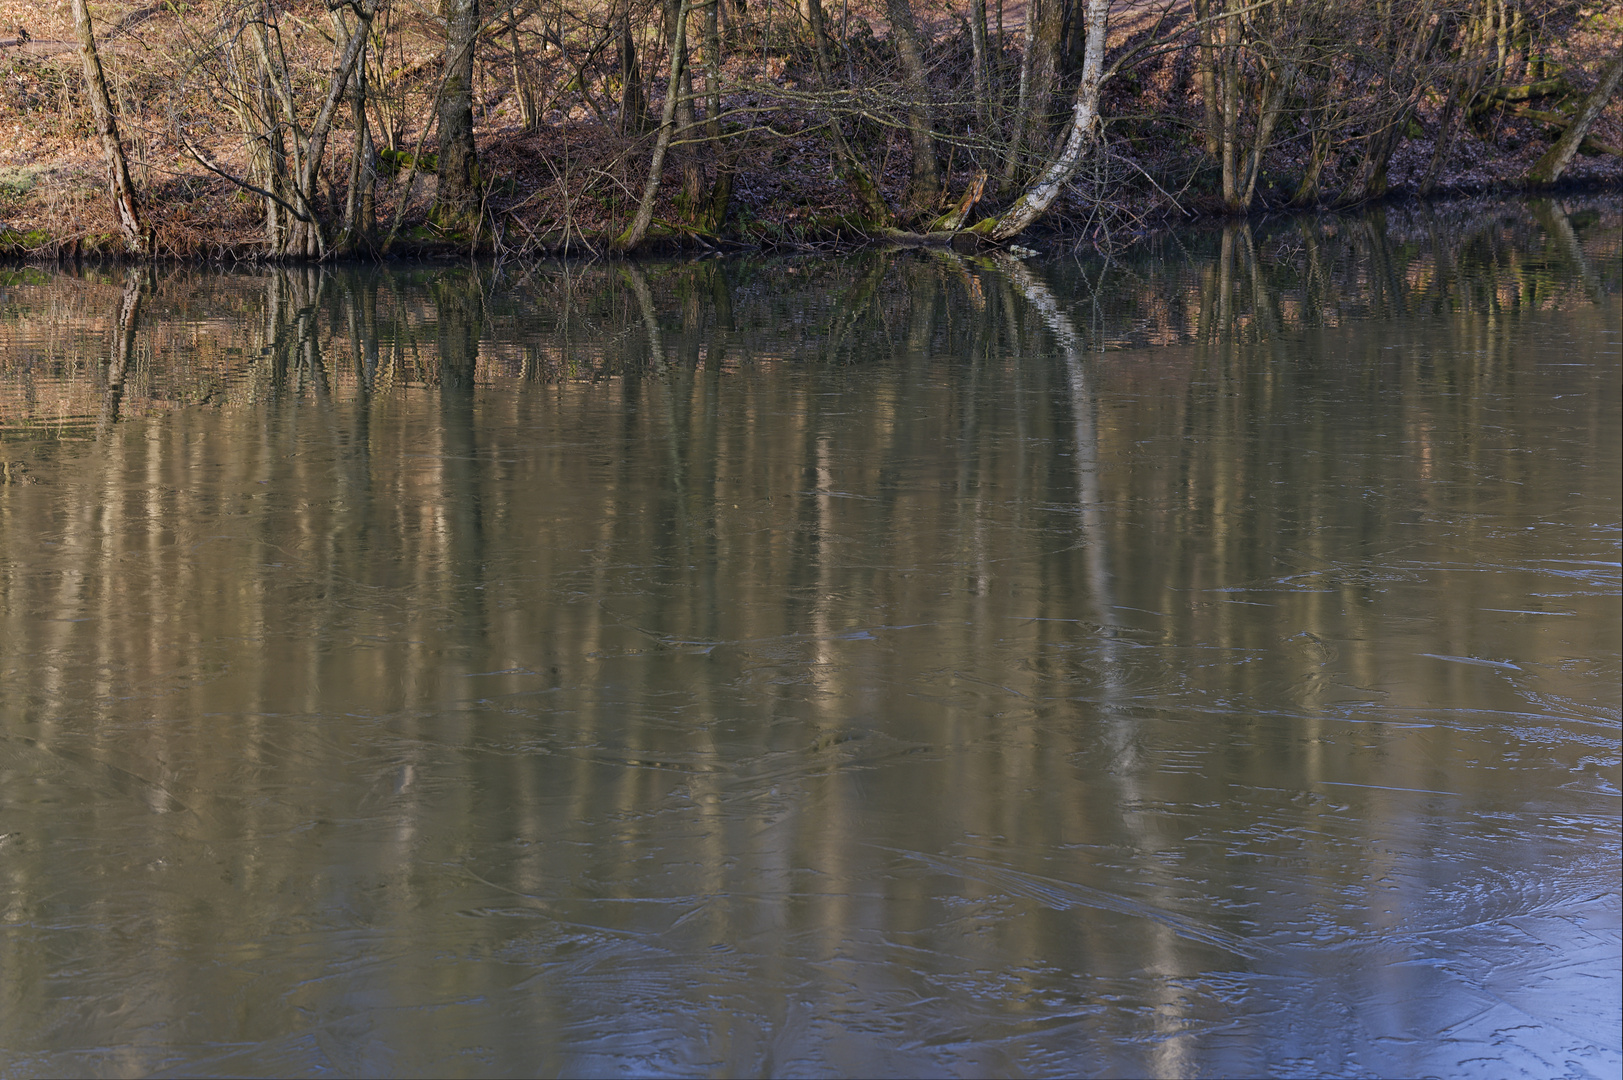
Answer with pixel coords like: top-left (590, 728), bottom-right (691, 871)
top-left (39, 0), bottom-right (1618, 259)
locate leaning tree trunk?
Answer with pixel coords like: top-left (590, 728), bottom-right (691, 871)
top-left (977, 0), bottom-right (1108, 241)
top-left (70, 0), bottom-right (145, 255)
top-left (509, 3), bottom-right (538, 131)
top-left (1347, 0), bottom-right (1440, 204)
top-left (435, 0), bottom-right (481, 229)
top-left (1526, 47), bottom-right (1623, 185)
top-left (1290, 51), bottom-right (1338, 207)
top-left (224, 36), bottom-right (288, 252)
top-left (617, 0), bottom-right (691, 250)
top-left (334, 7), bottom-right (377, 253)
top-left (1236, 58), bottom-right (1295, 210)
top-left (290, 5), bottom-right (375, 258)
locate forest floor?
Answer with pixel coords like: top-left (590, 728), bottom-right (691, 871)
top-left (1, 0), bottom-right (1620, 261)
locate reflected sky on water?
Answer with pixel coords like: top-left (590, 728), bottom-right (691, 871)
top-left (0, 198), bottom-right (1619, 1077)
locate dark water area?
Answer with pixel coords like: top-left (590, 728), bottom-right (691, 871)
top-left (0, 199), bottom-right (1619, 1077)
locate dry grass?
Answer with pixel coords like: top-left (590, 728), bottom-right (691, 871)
top-left (0, 0), bottom-right (1618, 258)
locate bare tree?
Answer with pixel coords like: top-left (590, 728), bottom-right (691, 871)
top-left (618, 0), bottom-right (691, 249)
top-left (665, 0), bottom-right (707, 220)
top-left (1345, 0), bottom-right (1442, 203)
top-left (697, 0), bottom-right (734, 230)
top-left (885, 0), bottom-right (943, 217)
top-left (70, 0), bottom-right (145, 255)
top-left (175, 0), bottom-right (380, 258)
top-left (619, 2), bottom-right (651, 134)
top-left (436, 0), bottom-right (482, 228)
top-left (1526, 46), bottom-right (1623, 184)
top-left (807, 0), bottom-right (895, 225)
top-left (1004, 0), bottom-right (1065, 188)
top-left (976, 0), bottom-right (1110, 239)
top-left (1418, 5), bottom-right (1495, 197)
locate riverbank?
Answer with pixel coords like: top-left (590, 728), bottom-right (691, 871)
top-left (2, 0), bottom-right (1620, 262)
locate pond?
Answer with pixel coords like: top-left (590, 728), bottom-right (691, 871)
top-left (1, 199), bottom-right (1619, 1078)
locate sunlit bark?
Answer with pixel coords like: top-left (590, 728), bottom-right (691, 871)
top-left (70, 0), bottom-right (145, 255)
top-left (982, 0), bottom-right (1109, 241)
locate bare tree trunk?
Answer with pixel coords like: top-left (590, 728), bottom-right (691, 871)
top-left (1006, 0), bottom-right (1064, 180)
top-left (1217, 4), bottom-right (1241, 210)
top-left (219, 27), bottom-right (286, 252)
top-left (1347, 0), bottom-right (1438, 203)
top-left (1352, 101), bottom-right (1413, 203)
top-left (1193, 0), bottom-right (1222, 156)
top-left (1290, 59), bottom-right (1336, 206)
top-left (700, 0), bottom-right (733, 230)
top-left (436, 0), bottom-right (481, 228)
top-left (292, 5), bottom-right (376, 257)
top-left (335, 8), bottom-right (376, 253)
top-left (981, 0), bottom-right (1108, 240)
top-left (620, 10), bottom-right (650, 134)
top-left (1023, 0), bottom-right (1065, 153)
top-left (884, 0), bottom-right (940, 217)
top-left (510, 6), bottom-right (538, 131)
top-left (1009, 0), bottom-right (1035, 165)
top-left (1292, 124), bottom-right (1331, 205)
top-left (1526, 47), bottom-right (1623, 184)
top-left (666, 0), bottom-right (706, 218)
top-left (70, 0), bottom-right (144, 255)
top-left (969, 0), bottom-right (991, 135)
top-left (1492, 0), bottom-right (1509, 85)
top-left (247, 15), bottom-right (313, 251)
top-left (807, 0), bottom-right (895, 225)
top-left (209, 6), bottom-right (357, 259)
top-left (1421, 19), bottom-right (1490, 197)
top-left (1238, 59), bottom-right (1295, 208)
top-left (618, 0), bottom-right (691, 249)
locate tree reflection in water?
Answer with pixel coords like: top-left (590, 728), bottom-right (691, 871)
top-left (0, 197), bottom-right (1618, 1078)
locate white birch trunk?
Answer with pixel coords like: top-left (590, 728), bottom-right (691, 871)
top-left (987, 0), bottom-right (1110, 241)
